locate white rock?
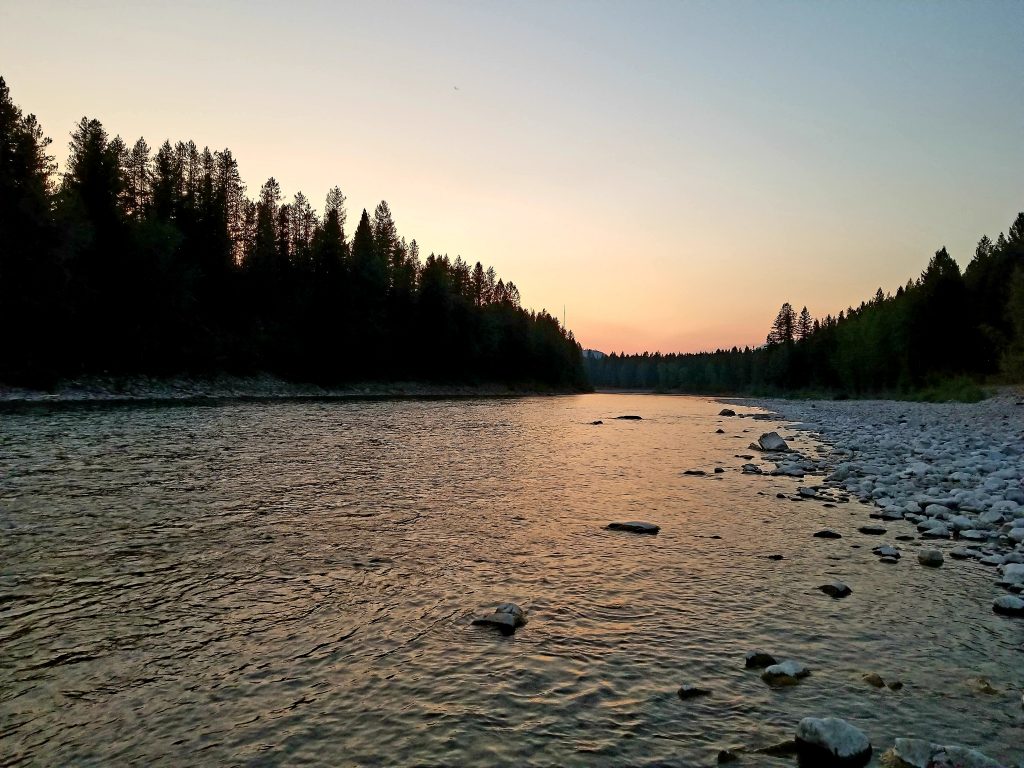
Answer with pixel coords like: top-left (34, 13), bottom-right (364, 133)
top-left (796, 717), bottom-right (871, 762)
top-left (761, 659), bottom-right (809, 682)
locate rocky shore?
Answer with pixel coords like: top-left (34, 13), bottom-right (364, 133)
top-left (0, 375), bottom-right (577, 405)
top-left (724, 390), bottom-right (1024, 603)
top-left (711, 390), bottom-right (1024, 766)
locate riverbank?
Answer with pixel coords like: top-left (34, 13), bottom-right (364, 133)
top-left (726, 390), bottom-right (1024, 608)
top-left (0, 374), bottom-right (586, 405)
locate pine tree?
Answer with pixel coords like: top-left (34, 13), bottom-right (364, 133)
top-left (767, 302), bottom-right (796, 345)
top-left (796, 306), bottom-right (813, 339)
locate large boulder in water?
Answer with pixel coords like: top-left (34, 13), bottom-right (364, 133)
top-left (607, 521), bottom-right (660, 535)
top-left (795, 717), bottom-right (872, 766)
top-left (757, 432), bottom-right (790, 452)
top-left (795, 717), bottom-right (871, 767)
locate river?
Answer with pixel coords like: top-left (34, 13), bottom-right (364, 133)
top-left (1, 394), bottom-right (1020, 766)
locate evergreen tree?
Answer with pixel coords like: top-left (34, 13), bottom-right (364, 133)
top-left (796, 306), bottom-right (812, 339)
top-left (767, 302), bottom-right (796, 345)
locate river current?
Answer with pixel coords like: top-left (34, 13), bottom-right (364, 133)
top-left (1, 394), bottom-right (1021, 766)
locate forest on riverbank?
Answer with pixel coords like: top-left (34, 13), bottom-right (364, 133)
top-left (586, 212), bottom-right (1024, 398)
top-left (0, 77), bottom-right (586, 390)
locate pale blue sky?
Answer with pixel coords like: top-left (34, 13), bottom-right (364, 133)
top-left (2, 0), bottom-right (1022, 352)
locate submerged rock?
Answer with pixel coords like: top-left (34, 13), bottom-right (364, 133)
top-left (858, 524), bottom-right (887, 535)
top-left (677, 684), bottom-right (712, 700)
top-left (606, 521), bottom-right (660, 534)
top-left (872, 544), bottom-right (901, 559)
top-left (590, 420), bottom-right (603, 425)
top-left (814, 529), bottom-right (843, 539)
top-left (741, 463), bottom-right (762, 474)
top-left (683, 469), bottom-right (706, 476)
top-left (795, 717), bottom-right (871, 766)
top-left (862, 672), bottom-right (886, 688)
top-left (615, 415), bottom-right (642, 420)
top-left (719, 408), bottom-right (736, 416)
top-left (745, 650), bottom-right (777, 669)
top-left (715, 428), bottom-right (725, 433)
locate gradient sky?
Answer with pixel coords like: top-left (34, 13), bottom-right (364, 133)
top-left (3, 0), bottom-right (1022, 353)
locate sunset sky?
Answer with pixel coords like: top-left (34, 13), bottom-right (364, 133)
top-left (3, 0), bottom-right (1022, 353)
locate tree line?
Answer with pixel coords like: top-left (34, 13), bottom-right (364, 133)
top-left (587, 213), bottom-right (1024, 395)
top-left (0, 76), bottom-right (586, 389)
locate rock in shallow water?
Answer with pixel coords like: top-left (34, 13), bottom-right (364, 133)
top-left (762, 660), bottom-right (810, 685)
top-left (819, 580), bottom-right (852, 598)
top-left (744, 650), bottom-right (777, 669)
top-left (606, 521), bottom-right (660, 534)
top-left (757, 431), bottom-right (790, 451)
top-left (917, 549), bottom-right (944, 567)
top-left (862, 672), bottom-right (885, 688)
top-left (814, 529), bottom-right (843, 539)
top-left (886, 738), bottom-right (1003, 768)
top-left (677, 684), bottom-right (712, 700)
top-left (992, 594), bottom-right (1024, 616)
top-left (795, 717), bottom-right (871, 766)
top-left (858, 524), bottom-right (887, 535)
top-left (471, 603), bottom-right (528, 635)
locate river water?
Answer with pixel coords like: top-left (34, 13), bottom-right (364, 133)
top-left (1, 394), bottom-right (1021, 766)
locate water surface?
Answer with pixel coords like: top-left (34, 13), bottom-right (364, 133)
top-left (1, 394), bottom-right (1021, 766)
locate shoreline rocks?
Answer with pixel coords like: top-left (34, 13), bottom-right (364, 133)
top-left (737, 392), bottom-right (1023, 605)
